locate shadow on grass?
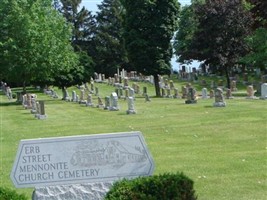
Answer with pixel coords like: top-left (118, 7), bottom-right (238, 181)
top-left (0, 101), bottom-right (20, 107)
top-left (204, 105), bottom-right (214, 108)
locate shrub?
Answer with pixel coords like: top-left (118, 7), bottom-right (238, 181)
top-left (105, 172), bottom-right (197, 200)
top-left (0, 187), bottom-right (27, 200)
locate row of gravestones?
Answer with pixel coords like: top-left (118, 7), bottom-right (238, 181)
top-left (0, 81), bottom-right (13, 100)
top-left (184, 83), bottom-right (267, 107)
top-left (42, 81), bottom-right (267, 115)
top-left (18, 93), bottom-right (47, 119)
top-left (44, 85), bottom-right (138, 115)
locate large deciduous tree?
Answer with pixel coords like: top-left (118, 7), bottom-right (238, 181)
top-left (0, 0), bottom-right (78, 90)
top-left (123, 0), bottom-right (180, 96)
top-left (93, 0), bottom-right (128, 77)
top-left (191, 0), bottom-right (253, 88)
top-left (247, 0), bottom-right (267, 29)
top-left (240, 0), bottom-right (267, 72)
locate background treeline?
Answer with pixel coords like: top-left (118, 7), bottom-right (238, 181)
top-left (0, 0), bottom-right (266, 95)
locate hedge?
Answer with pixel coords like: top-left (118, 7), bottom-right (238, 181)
top-left (105, 172), bottom-right (197, 200)
top-left (0, 187), bottom-right (27, 200)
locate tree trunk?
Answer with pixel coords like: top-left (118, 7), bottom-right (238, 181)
top-left (23, 81), bottom-right (27, 93)
top-left (225, 66), bottom-right (230, 89)
top-left (153, 74), bottom-right (161, 97)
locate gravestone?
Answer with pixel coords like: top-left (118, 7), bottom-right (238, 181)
top-left (173, 88), bottom-right (180, 99)
top-left (161, 88), bottom-right (166, 98)
top-left (181, 86), bottom-right (187, 99)
top-left (22, 94), bottom-right (27, 108)
top-left (72, 91), bottom-right (77, 102)
top-left (26, 94), bottom-right (32, 109)
top-left (90, 83), bottom-right (95, 94)
top-left (143, 87), bottom-right (147, 96)
top-left (230, 80), bottom-right (237, 91)
top-left (126, 97), bottom-right (136, 114)
top-left (31, 98), bottom-right (37, 114)
top-left (185, 87), bottom-right (197, 104)
top-left (260, 83), bottom-right (267, 99)
top-left (213, 88), bottom-right (226, 107)
top-left (124, 88), bottom-right (129, 100)
top-left (129, 88), bottom-right (135, 99)
top-left (97, 97), bottom-right (104, 108)
top-left (114, 74), bottom-right (119, 83)
top-left (76, 95), bottom-right (80, 103)
top-left (37, 101), bottom-right (47, 119)
top-left (62, 88), bottom-right (70, 101)
top-left (136, 84), bottom-right (140, 94)
top-left (95, 87), bottom-right (99, 96)
top-left (16, 92), bottom-right (23, 103)
top-left (201, 88), bottom-right (208, 99)
top-left (104, 96), bottom-right (110, 110)
top-left (119, 88), bottom-right (124, 99)
top-left (164, 79), bottom-right (169, 89)
top-left (6, 86), bottom-right (12, 100)
top-left (102, 74), bottom-right (105, 82)
top-left (166, 88), bottom-right (172, 98)
top-left (52, 91), bottom-right (59, 99)
top-left (246, 85), bottom-right (256, 99)
top-left (86, 94), bottom-right (94, 107)
top-left (115, 88), bottom-right (119, 98)
top-left (226, 88), bottom-right (234, 99)
top-left (209, 89), bottom-right (214, 99)
top-left (109, 93), bottom-right (119, 111)
top-left (123, 77), bottom-right (129, 88)
top-left (35, 102), bottom-right (40, 118)
top-left (169, 80), bottom-right (175, 89)
top-left (79, 90), bottom-right (87, 104)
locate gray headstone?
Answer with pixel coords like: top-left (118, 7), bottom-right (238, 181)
top-left (213, 88), bottom-right (226, 107)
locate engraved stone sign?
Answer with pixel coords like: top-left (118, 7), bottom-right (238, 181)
top-left (11, 132), bottom-right (154, 188)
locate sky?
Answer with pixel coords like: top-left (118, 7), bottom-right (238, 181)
top-left (80, 0), bottom-right (192, 13)
top-left (80, 0), bottom-right (201, 70)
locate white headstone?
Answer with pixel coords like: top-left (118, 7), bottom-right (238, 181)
top-left (260, 83), bottom-right (267, 99)
top-left (126, 97), bottom-right (136, 114)
top-left (109, 92), bottom-right (119, 111)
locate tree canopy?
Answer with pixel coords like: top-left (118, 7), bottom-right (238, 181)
top-left (93, 0), bottom-right (128, 77)
top-left (123, 0), bottom-right (180, 96)
top-left (0, 0), bottom-right (78, 89)
top-left (174, 0), bottom-right (253, 88)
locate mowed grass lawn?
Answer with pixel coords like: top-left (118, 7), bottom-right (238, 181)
top-left (0, 80), bottom-right (266, 200)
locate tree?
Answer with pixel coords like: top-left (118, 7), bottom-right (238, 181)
top-left (60, 0), bottom-right (93, 48)
top-left (246, 0), bottom-right (267, 29)
top-left (93, 0), bottom-right (128, 77)
top-left (239, 1), bottom-right (267, 72)
top-left (240, 28), bottom-right (267, 72)
top-left (173, 5), bottom-right (198, 64)
top-left (0, 0), bottom-right (78, 90)
top-left (123, 0), bottom-right (180, 96)
top-left (190, 0), bottom-right (253, 88)
top-left (59, 0), bottom-right (95, 82)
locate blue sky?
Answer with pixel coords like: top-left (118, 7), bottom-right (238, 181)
top-left (80, 0), bottom-right (192, 14)
top-left (80, 0), bottom-right (201, 70)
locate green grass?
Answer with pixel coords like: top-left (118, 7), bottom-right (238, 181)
top-left (0, 77), bottom-right (267, 200)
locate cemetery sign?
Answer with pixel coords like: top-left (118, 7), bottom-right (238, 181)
top-left (11, 131), bottom-right (154, 188)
